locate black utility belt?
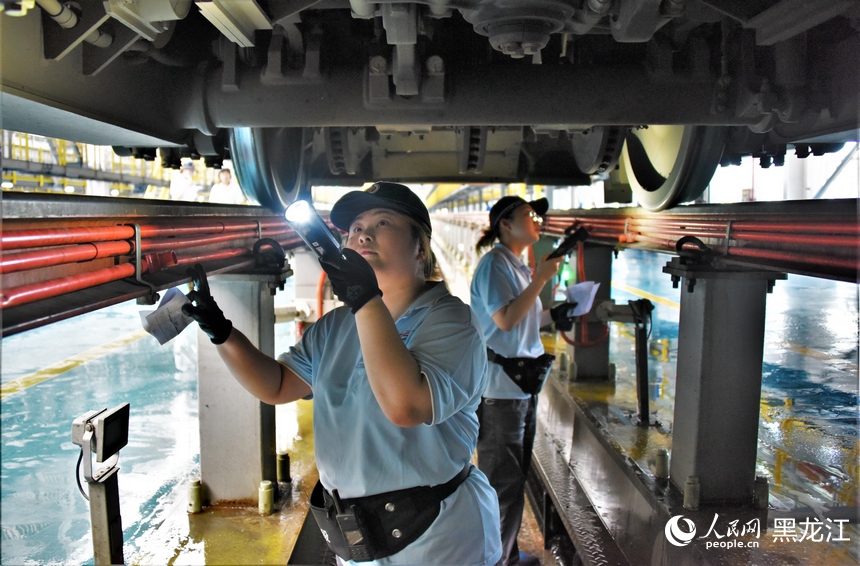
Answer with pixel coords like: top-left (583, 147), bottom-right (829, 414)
top-left (487, 348), bottom-right (556, 395)
top-left (309, 464), bottom-right (471, 562)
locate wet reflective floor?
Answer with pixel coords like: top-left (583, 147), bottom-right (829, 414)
top-left (1, 249), bottom-right (857, 565)
top-left (606, 250), bottom-right (858, 514)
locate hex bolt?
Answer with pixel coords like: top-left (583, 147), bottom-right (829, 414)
top-left (683, 476), bottom-right (700, 510)
top-left (258, 480), bottom-right (273, 515)
top-left (426, 55), bottom-right (444, 74)
top-left (187, 479), bottom-right (202, 513)
top-left (655, 449), bottom-right (670, 479)
top-left (369, 56), bottom-right (388, 74)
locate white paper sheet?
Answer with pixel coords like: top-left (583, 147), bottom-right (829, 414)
top-left (140, 287), bottom-right (194, 345)
top-left (565, 281), bottom-right (601, 316)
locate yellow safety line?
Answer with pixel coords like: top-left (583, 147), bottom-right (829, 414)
top-left (1, 329), bottom-right (150, 400)
top-left (611, 282), bottom-right (680, 309)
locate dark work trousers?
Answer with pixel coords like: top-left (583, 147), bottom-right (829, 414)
top-left (477, 395), bottom-right (537, 566)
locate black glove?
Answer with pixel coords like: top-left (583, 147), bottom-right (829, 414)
top-left (182, 264), bottom-right (233, 344)
top-left (320, 248), bottom-right (382, 313)
top-left (550, 302), bottom-right (578, 332)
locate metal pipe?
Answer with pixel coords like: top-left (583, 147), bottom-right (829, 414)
top-left (726, 246), bottom-right (859, 271)
top-left (1, 226), bottom-right (136, 250)
top-left (141, 229), bottom-right (288, 252)
top-left (1, 263), bottom-right (138, 309)
top-left (2, 219), bottom-right (288, 250)
top-left (730, 231), bottom-right (857, 247)
top-left (138, 219), bottom-right (286, 237)
top-left (0, 226), bottom-right (290, 273)
top-left (0, 241), bottom-right (132, 274)
top-left (35, 0), bottom-right (113, 46)
top-left (36, 0), bottom-right (77, 28)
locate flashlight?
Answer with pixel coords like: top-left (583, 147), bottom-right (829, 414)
top-left (284, 200), bottom-right (345, 265)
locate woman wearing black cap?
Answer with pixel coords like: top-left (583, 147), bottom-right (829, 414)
top-left (183, 182), bottom-right (502, 565)
top-left (470, 196), bottom-right (574, 566)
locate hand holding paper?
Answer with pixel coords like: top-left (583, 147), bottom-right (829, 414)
top-left (565, 281), bottom-right (601, 317)
top-left (140, 287), bottom-right (195, 345)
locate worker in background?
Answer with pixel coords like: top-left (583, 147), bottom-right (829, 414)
top-left (183, 182), bottom-right (502, 565)
top-left (470, 196), bottom-right (577, 566)
top-left (169, 162), bottom-right (200, 201)
top-left (208, 168), bottom-right (245, 204)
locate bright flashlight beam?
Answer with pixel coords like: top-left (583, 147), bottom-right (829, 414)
top-left (284, 200), bottom-right (312, 223)
top-left (284, 199), bottom-right (345, 265)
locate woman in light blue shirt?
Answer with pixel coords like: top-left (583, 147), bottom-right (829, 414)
top-left (184, 182), bottom-right (501, 565)
top-left (470, 196), bottom-right (569, 566)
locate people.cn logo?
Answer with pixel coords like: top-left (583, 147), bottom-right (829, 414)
top-left (665, 515), bottom-right (697, 546)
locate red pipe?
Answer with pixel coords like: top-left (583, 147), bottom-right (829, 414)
top-left (0, 241), bottom-right (132, 274)
top-left (730, 231), bottom-right (858, 247)
top-left (2, 262), bottom-right (135, 309)
top-left (0, 226), bottom-right (293, 274)
top-left (1, 226), bottom-right (136, 250)
top-left (142, 230), bottom-right (263, 252)
top-left (727, 247), bottom-right (859, 271)
top-left (139, 219), bottom-right (286, 238)
top-left (175, 248), bottom-right (249, 265)
top-left (2, 219), bottom-right (290, 250)
top-left (1, 251), bottom-right (178, 309)
top-left (547, 215), bottom-right (860, 235)
top-left (729, 221), bottom-right (860, 234)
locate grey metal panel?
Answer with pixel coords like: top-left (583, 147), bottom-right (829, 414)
top-left (0, 191), bottom-right (274, 219)
top-left (530, 436), bottom-right (628, 566)
top-left (199, 66), bottom-right (743, 129)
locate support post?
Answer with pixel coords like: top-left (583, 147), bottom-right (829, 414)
top-left (569, 244), bottom-right (613, 380)
top-left (664, 258), bottom-right (785, 505)
top-left (196, 275), bottom-right (280, 504)
top-left (88, 467), bottom-right (124, 565)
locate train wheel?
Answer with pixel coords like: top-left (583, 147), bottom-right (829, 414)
top-left (620, 125), bottom-right (726, 211)
top-left (571, 126), bottom-right (626, 175)
top-left (229, 127), bottom-right (308, 211)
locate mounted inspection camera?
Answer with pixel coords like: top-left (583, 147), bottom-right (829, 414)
top-left (72, 403), bottom-right (130, 480)
top-left (71, 403), bottom-right (130, 565)
top-left (284, 200), bottom-right (346, 265)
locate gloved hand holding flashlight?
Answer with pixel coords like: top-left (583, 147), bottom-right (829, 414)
top-left (550, 301), bottom-right (578, 332)
top-left (182, 263), bottom-right (233, 344)
top-left (320, 248), bottom-right (382, 314)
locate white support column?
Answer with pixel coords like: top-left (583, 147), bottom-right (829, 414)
top-left (197, 276), bottom-right (278, 504)
top-left (784, 152), bottom-right (808, 200)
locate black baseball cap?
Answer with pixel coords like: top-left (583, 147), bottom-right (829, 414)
top-left (489, 196), bottom-right (549, 229)
top-left (330, 182), bottom-right (432, 236)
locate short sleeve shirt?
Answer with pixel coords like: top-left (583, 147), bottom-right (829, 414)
top-left (470, 244), bottom-right (545, 399)
top-left (279, 281), bottom-right (487, 496)
top-left (278, 282), bottom-right (501, 564)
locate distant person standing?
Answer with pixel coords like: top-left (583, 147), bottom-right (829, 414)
top-left (470, 196), bottom-right (575, 566)
top-left (208, 169), bottom-right (245, 204)
top-left (170, 163), bottom-right (200, 201)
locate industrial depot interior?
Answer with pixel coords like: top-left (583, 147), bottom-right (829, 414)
top-left (0, 0), bottom-right (858, 565)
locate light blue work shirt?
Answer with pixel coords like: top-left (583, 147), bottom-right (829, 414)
top-left (279, 281), bottom-right (502, 566)
top-left (470, 244), bottom-right (546, 400)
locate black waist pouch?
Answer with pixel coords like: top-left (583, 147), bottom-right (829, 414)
top-left (310, 464), bottom-right (471, 562)
top-left (487, 348), bottom-right (556, 395)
